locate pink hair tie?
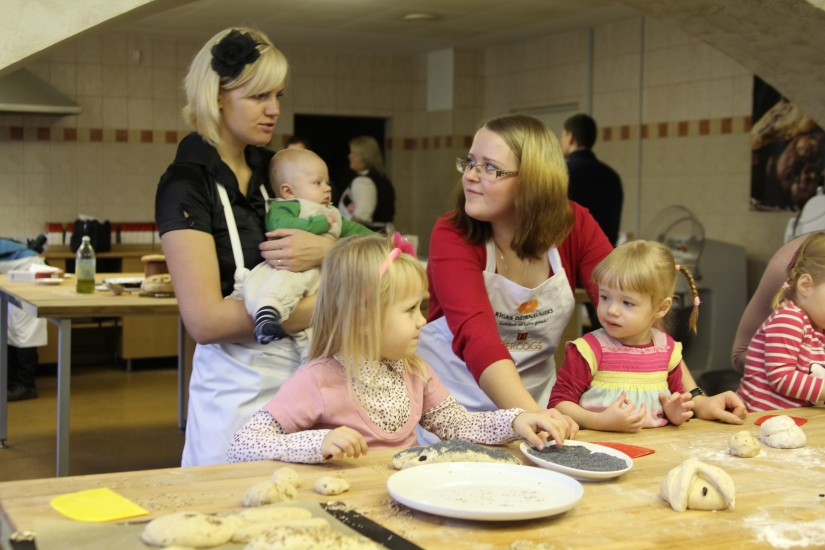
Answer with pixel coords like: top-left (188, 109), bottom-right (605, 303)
top-left (380, 248), bottom-right (402, 277)
top-left (781, 281), bottom-right (791, 290)
top-left (675, 265), bottom-right (681, 271)
top-left (694, 296), bottom-right (701, 307)
top-left (392, 232), bottom-right (417, 258)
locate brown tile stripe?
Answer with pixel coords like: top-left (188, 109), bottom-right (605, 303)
top-left (0, 116), bottom-right (754, 147)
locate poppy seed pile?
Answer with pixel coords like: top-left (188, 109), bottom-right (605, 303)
top-left (527, 445), bottom-right (628, 472)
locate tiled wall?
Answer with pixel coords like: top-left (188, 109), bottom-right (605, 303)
top-left (482, 17), bottom-right (795, 270)
top-left (1, 17), bottom-right (798, 270)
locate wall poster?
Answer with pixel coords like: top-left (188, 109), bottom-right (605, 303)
top-left (750, 76), bottom-right (825, 211)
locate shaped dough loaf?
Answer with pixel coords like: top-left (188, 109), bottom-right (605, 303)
top-left (242, 479), bottom-right (298, 507)
top-left (314, 476), bottom-right (350, 496)
top-left (728, 431), bottom-right (761, 457)
top-left (140, 511), bottom-right (240, 548)
top-left (660, 458), bottom-right (735, 512)
top-left (760, 415), bottom-right (806, 449)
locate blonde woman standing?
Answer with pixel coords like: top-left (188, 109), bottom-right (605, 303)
top-left (339, 136), bottom-right (396, 233)
top-left (155, 28), bottom-right (334, 466)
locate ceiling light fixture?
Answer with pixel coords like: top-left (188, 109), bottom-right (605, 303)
top-left (404, 13), bottom-right (436, 22)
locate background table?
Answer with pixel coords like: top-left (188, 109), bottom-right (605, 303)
top-left (1, 408), bottom-right (822, 549)
top-left (0, 274), bottom-right (182, 477)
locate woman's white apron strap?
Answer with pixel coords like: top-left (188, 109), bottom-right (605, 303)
top-left (181, 182), bottom-right (299, 467)
top-left (415, 242), bottom-right (575, 444)
top-left (260, 185), bottom-right (271, 214)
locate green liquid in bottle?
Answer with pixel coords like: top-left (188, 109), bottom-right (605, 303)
top-left (76, 277), bottom-right (96, 294)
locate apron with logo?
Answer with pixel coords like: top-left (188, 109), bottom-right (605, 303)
top-left (181, 184), bottom-right (301, 467)
top-left (416, 242), bottom-right (575, 444)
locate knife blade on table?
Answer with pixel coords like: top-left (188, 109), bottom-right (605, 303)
top-left (321, 502), bottom-right (424, 550)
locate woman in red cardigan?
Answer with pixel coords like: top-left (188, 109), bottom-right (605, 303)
top-left (417, 114), bottom-right (746, 443)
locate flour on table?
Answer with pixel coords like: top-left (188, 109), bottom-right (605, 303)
top-left (744, 511), bottom-right (825, 549)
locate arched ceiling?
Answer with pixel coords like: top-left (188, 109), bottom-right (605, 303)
top-left (618, 0), bottom-right (825, 125)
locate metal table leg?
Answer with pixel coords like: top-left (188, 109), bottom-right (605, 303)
top-left (1, 296), bottom-right (8, 448)
top-left (178, 316), bottom-right (185, 430)
top-left (53, 318), bottom-right (71, 477)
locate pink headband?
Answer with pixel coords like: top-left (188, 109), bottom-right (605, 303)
top-left (379, 233), bottom-right (417, 277)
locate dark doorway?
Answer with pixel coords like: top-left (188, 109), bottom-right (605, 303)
top-left (293, 114), bottom-right (387, 206)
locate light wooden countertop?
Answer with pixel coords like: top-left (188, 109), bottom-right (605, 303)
top-left (1, 408), bottom-right (823, 549)
top-left (0, 273), bottom-right (177, 318)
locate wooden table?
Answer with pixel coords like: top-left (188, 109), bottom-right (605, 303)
top-left (2, 408), bottom-right (822, 549)
top-left (0, 274), bottom-right (182, 477)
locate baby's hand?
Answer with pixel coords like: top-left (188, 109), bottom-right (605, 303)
top-left (659, 392), bottom-right (694, 426)
top-left (513, 412), bottom-right (570, 449)
top-left (324, 212), bottom-right (336, 228)
top-left (321, 427), bottom-right (368, 460)
top-left (601, 391), bottom-right (647, 433)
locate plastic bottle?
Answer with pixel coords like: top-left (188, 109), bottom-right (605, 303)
top-left (76, 236), bottom-right (96, 294)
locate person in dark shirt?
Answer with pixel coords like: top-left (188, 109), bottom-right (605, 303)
top-left (561, 114), bottom-right (623, 246)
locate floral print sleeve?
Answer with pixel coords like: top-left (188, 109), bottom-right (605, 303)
top-left (227, 410), bottom-right (331, 464)
top-left (420, 395), bottom-right (525, 444)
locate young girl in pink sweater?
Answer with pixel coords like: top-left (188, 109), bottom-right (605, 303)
top-left (228, 234), bottom-right (573, 463)
top-left (737, 231), bottom-right (825, 412)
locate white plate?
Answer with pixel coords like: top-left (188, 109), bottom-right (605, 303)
top-left (103, 277), bottom-right (144, 287)
top-left (520, 440), bottom-right (633, 481)
top-left (36, 278), bottom-right (64, 285)
top-left (386, 462), bottom-right (583, 521)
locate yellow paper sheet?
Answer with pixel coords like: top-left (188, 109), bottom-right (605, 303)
top-left (49, 488), bottom-right (149, 523)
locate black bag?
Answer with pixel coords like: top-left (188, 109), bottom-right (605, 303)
top-left (70, 219), bottom-right (112, 253)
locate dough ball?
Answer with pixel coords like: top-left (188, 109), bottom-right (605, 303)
top-left (242, 479), bottom-right (298, 507)
top-left (760, 415), bottom-right (806, 449)
top-left (660, 458), bottom-right (735, 512)
top-left (271, 467), bottom-right (301, 488)
top-left (728, 431), bottom-right (761, 457)
top-left (231, 517), bottom-right (330, 543)
top-left (314, 476), bottom-right (350, 496)
top-left (140, 511), bottom-right (240, 548)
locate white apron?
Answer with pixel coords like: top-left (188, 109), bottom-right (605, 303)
top-left (180, 184), bottom-right (301, 467)
top-left (0, 256), bottom-right (48, 348)
top-left (416, 242), bottom-right (575, 444)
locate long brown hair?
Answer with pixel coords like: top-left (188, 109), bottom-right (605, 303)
top-left (447, 114), bottom-right (574, 259)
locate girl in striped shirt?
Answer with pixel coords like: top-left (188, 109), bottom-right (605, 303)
top-left (737, 231), bottom-right (825, 412)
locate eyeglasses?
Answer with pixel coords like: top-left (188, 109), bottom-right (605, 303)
top-left (456, 157), bottom-right (519, 180)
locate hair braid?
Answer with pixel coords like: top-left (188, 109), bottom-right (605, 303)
top-left (679, 265), bottom-right (700, 334)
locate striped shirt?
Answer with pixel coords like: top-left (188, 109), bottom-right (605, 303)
top-left (737, 301), bottom-right (825, 412)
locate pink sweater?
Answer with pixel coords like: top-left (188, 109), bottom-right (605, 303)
top-left (264, 357), bottom-right (451, 449)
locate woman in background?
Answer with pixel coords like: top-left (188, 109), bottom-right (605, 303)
top-left (339, 136), bottom-right (396, 233)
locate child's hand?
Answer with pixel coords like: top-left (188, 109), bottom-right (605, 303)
top-left (321, 427), bottom-right (368, 460)
top-left (324, 212), bottom-right (336, 228)
top-left (601, 391), bottom-right (647, 433)
top-left (659, 391), bottom-right (694, 426)
top-left (540, 408), bottom-right (580, 440)
top-left (513, 412), bottom-right (571, 450)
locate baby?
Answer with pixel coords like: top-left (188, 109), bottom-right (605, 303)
top-left (243, 148), bottom-right (372, 360)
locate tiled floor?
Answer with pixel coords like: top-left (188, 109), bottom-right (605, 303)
top-left (1, 361), bottom-right (184, 482)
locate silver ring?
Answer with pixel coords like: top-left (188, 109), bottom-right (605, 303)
top-left (278, 259), bottom-right (282, 266)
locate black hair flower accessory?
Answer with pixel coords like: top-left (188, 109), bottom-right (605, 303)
top-left (211, 30), bottom-right (261, 80)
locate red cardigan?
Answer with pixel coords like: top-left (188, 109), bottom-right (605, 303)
top-left (426, 201), bottom-right (613, 382)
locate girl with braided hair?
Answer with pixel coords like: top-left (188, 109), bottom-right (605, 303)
top-left (737, 232), bottom-right (825, 412)
top-left (549, 240), bottom-right (701, 432)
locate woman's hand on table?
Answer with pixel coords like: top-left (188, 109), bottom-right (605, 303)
top-left (540, 408), bottom-right (579, 440)
top-left (514, 412), bottom-right (571, 450)
top-left (260, 228), bottom-right (334, 272)
top-left (322, 427), bottom-right (369, 460)
top-left (691, 391), bottom-right (747, 424)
